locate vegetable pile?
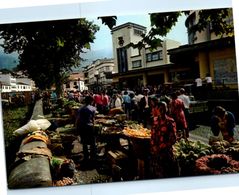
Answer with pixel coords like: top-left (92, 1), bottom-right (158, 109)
top-left (173, 140), bottom-right (213, 176)
top-left (211, 140), bottom-right (239, 161)
top-left (195, 154), bottom-right (239, 175)
top-left (53, 177), bottom-right (74, 186)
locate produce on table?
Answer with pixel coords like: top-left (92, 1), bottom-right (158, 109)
top-left (195, 154), bottom-right (239, 175)
top-left (211, 140), bottom-right (239, 160)
top-left (123, 124), bottom-right (151, 139)
top-left (108, 108), bottom-right (124, 116)
top-left (53, 177), bottom-right (74, 186)
top-left (173, 139), bottom-right (213, 176)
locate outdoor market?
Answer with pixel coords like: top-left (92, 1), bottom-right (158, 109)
top-left (5, 88), bottom-right (239, 189)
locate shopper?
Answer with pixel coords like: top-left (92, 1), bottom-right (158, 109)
top-left (211, 106), bottom-right (236, 142)
top-left (94, 92), bottom-right (103, 114)
top-left (178, 88), bottom-right (190, 131)
top-left (150, 101), bottom-right (178, 178)
top-left (75, 95), bottom-right (97, 166)
top-left (122, 91), bottom-right (131, 119)
top-left (139, 88), bottom-right (151, 128)
top-left (102, 90), bottom-right (110, 115)
top-left (169, 91), bottom-right (188, 139)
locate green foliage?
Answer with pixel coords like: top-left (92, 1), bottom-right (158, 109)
top-left (51, 156), bottom-right (64, 169)
top-left (150, 11), bottom-right (182, 36)
top-left (98, 16), bottom-right (117, 30)
top-left (188, 8), bottom-right (234, 38)
top-left (102, 8), bottom-right (233, 51)
top-left (2, 106), bottom-right (28, 147)
top-left (0, 19), bottom-right (99, 91)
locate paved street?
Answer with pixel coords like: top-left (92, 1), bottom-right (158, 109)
top-left (189, 124), bottom-right (239, 144)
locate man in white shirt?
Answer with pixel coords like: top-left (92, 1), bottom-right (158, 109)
top-left (195, 76), bottom-right (203, 99)
top-left (178, 88), bottom-right (190, 110)
top-left (195, 77), bottom-right (202, 87)
top-left (205, 73), bottom-right (213, 93)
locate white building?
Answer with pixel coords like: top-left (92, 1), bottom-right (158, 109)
top-left (83, 58), bottom-right (115, 92)
top-left (0, 73), bottom-right (17, 92)
top-left (0, 73), bottom-right (35, 92)
top-left (111, 22), bottom-right (181, 89)
top-left (63, 72), bottom-right (86, 92)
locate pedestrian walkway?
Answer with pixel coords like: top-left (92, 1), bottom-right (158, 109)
top-left (189, 133), bottom-right (209, 144)
top-left (189, 124), bottom-right (239, 145)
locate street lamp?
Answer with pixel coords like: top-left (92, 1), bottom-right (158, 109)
top-left (94, 70), bottom-right (99, 93)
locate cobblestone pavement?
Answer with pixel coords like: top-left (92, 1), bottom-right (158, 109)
top-left (72, 125), bottom-right (239, 185)
top-left (189, 124), bottom-right (239, 144)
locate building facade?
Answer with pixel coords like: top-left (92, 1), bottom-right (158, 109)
top-left (111, 22), bottom-right (181, 90)
top-left (63, 72), bottom-right (86, 92)
top-left (168, 9), bottom-right (237, 89)
top-left (0, 73), bottom-right (34, 92)
top-left (83, 58), bottom-right (115, 92)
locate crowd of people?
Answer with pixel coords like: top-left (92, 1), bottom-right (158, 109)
top-left (43, 84), bottom-right (236, 179)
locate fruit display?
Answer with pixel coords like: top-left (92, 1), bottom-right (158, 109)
top-left (211, 140), bottom-right (239, 161)
top-left (95, 118), bottom-right (117, 126)
top-left (195, 154), bottom-right (239, 175)
top-left (122, 124), bottom-right (151, 139)
top-left (173, 139), bottom-right (213, 176)
top-left (53, 177), bottom-right (74, 186)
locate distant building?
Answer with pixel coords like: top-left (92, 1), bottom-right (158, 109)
top-left (0, 73), bottom-right (35, 92)
top-left (63, 72), bottom-right (85, 92)
top-left (111, 22), bottom-right (181, 89)
top-left (16, 77), bottom-right (36, 91)
top-left (83, 58), bottom-right (115, 92)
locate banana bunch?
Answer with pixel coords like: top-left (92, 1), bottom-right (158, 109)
top-left (210, 140), bottom-right (230, 154)
top-left (211, 140), bottom-right (239, 157)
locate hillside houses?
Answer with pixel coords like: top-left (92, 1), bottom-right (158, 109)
top-left (0, 73), bottom-right (35, 93)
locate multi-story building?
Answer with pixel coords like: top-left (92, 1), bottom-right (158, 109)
top-left (63, 72), bottom-right (85, 92)
top-left (111, 22), bottom-right (181, 89)
top-left (1, 74), bottom-right (32, 93)
top-left (168, 9), bottom-right (237, 89)
top-left (16, 77), bottom-right (35, 91)
top-left (0, 73), bottom-right (17, 92)
top-left (0, 73), bottom-right (35, 93)
top-left (83, 58), bottom-right (115, 92)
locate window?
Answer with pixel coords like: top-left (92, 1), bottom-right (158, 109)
top-left (146, 51), bottom-right (163, 62)
top-left (105, 66), bottom-right (110, 71)
top-left (132, 60), bottom-right (142, 68)
top-left (117, 47), bottom-right (128, 73)
top-left (134, 29), bottom-right (144, 36)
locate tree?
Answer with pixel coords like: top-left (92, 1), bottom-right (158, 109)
top-left (0, 19), bottom-right (99, 95)
top-left (100, 8), bottom-right (234, 50)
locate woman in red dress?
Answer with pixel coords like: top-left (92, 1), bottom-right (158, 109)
top-left (169, 91), bottom-right (188, 139)
top-left (150, 101), bottom-right (179, 178)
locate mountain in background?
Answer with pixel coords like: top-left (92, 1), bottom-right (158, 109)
top-left (0, 50), bottom-right (19, 70)
top-left (72, 48), bottom-right (113, 72)
top-left (0, 47), bottom-right (113, 72)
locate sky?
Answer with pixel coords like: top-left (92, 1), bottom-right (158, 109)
top-left (79, 13), bottom-right (188, 67)
top-left (1, 13), bottom-right (188, 70)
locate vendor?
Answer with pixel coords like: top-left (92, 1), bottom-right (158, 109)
top-left (75, 95), bottom-right (97, 166)
top-left (211, 106), bottom-right (236, 142)
top-left (150, 101), bottom-right (179, 178)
